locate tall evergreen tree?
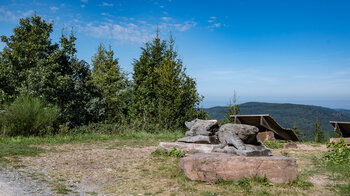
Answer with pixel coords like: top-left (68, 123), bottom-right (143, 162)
top-left (91, 43), bottom-right (128, 122)
top-left (223, 91), bottom-right (240, 123)
top-left (312, 114), bottom-right (326, 143)
top-left (131, 31), bottom-right (206, 129)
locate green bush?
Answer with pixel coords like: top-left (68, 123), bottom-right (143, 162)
top-left (0, 95), bottom-right (59, 136)
top-left (323, 139), bottom-right (350, 165)
top-left (263, 140), bottom-right (283, 149)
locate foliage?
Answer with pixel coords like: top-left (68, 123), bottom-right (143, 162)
top-left (222, 90), bottom-right (240, 123)
top-left (152, 147), bottom-right (186, 158)
top-left (263, 140), bottom-right (283, 149)
top-left (323, 139), bottom-right (350, 165)
top-left (130, 31), bottom-right (207, 130)
top-left (0, 14), bottom-right (99, 127)
top-left (168, 147), bottom-right (186, 157)
top-left (312, 114), bottom-right (325, 143)
top-left (91, 43), bottom-right (129, 123)
top-left (234, 177), bottom-right (252, 193)
top-left (0, 95), bottom-right (59, 136)
top-left (292, 122), bottom-right (301, 140)
top-left (289, 176), bottom-right (313, 189)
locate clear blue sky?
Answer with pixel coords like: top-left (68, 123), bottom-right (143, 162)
top-left (1, 0), bottom-right (350, 109)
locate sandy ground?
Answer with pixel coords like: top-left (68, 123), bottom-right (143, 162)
top-left (0, 141), bottom-right (340, 195)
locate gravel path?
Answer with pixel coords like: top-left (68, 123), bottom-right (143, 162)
top-left (0, 167), bottom-right (53, 196)
top-left (0, 178), bottom-right (26, 196)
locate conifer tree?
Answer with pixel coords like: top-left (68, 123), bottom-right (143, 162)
top-left (131, 31), bottom-right (206, 129)
top-left (91, 43), bottom-right (128, 122)
top-left (312, 114), bottom-right (325, 143)
top-left (223, 91), bottom-right (240, 123)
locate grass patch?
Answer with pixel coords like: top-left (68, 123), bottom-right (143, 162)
top-left (50, 182), bottom-right (72, 194)
top-left (0, 143), bottom-right (45, 163)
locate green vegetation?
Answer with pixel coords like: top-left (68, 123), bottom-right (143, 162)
top-left (0, 95), bottom-right (59, 136)
top-left (323, 139), bottom-right (350, 165)
top-left (312, 114), bottom-right (326, 143)
top-left (152, 147), bottom-right (186, 158)
top-left (90, 43), bottom-right (129, 123)
top-left (0, 14), bottom-right (207, 136)
top-left (263, 140), bottom-right (283, 149)
top-left (130, 32), bottom-right (207, 130)
top-left (0, 143), bottom-right (44, 163)
top-left (205, 102), bottom-right (350, 140)
top-left (222, 90), bottom-right (240, 123)
top-left (0, 14), bottom-right (97, 126)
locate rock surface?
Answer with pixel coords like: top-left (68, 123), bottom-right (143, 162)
top-left (214, 144), bottom-right (272, 156)
top-left (179, 153), bottom-right (297, 184)
top-left (329, 137), bottom-right (350, 143)
top-left (157, 142), bottom-right (219, 154)
top-left (177, 119), bottom-right (220, 144)
top-left (184, 119), bottom-right (219, 136)
top-left (257, 131), bottom-right (276, 141)
top-left (177, 135), bottom-right (219, 144)
top-left (213, 124), bottom-right (272, 156)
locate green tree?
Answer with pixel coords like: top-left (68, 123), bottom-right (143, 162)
top-left (0, 13), bottom-right (55, 104)
top-left (0, 14), bottom-right (99, 126)
top-left (91, 43), bottom-right (129, 122)
top-left (292, 122), bottom-right (301, 140)
top-left (312, 114), bottom-right (326, 143)
top-left (131, 31), bottom-right (206, 129)
top-left (223, 91), bottom-right (240, 123)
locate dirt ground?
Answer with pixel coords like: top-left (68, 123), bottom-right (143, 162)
top-left (0, 140), bottom-right (345, 195)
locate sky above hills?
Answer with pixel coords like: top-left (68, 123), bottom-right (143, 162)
top-left (1, 0), bottom-right (350, 109)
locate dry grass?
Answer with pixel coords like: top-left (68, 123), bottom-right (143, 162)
top-left (5, 140), bottom-right (345, 195)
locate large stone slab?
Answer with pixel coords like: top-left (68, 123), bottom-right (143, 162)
top-left (179, 153), bottom-right (297, 184)
top-left (177, 135), bottom-right (219, 144)
top-left (157, 142), bottom-right (219, 154)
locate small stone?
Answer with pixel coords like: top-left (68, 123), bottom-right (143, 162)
top-left (283, 142), bottom-right (298, 148)
top-left (179, 153), bottom-right (297, 184)
top-left (257, 131), bottom-right (276, 142)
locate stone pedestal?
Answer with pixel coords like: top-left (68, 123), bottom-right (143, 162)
top-left (329, 137), bottom-right (350, 143)
top-left (179, 153), bottom-right (297, 184)
top-left (257, 131), bottom-right (276, 141)
top-left (157, 142), bottom-right (219, 154)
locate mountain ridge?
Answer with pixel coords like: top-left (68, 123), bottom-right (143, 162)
top-left (204, 102), bottom-right (350, 139)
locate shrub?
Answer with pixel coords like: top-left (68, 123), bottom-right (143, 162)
top-left (0, 95), bottom-right (59, 136)
top-left (323, 139), bottom-right (350, 165)
top-left (263, 140), bottom-right (283, 149)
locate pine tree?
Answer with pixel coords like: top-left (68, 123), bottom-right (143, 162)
top-left (312, 114), bottom-right (325, 143)
top-left (292, 122), bottom-right (301, 140)
top-left (91, 43), bottom-right (128, 122)
top-left (223, 91), bottom-right (240, 123)
top-left (131, 31), bottom-right (206, 129)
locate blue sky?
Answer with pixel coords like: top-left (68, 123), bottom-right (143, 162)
top-left (1, 0), bottom-right (350, 109)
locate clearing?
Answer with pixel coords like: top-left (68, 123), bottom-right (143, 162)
top-left (0, 136), bottom-right (346, 195)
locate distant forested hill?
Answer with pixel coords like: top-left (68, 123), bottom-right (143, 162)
top-left (204, 102), bottom-right (350, 139)
top-left (336, 109), bottom-right (350, 115)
